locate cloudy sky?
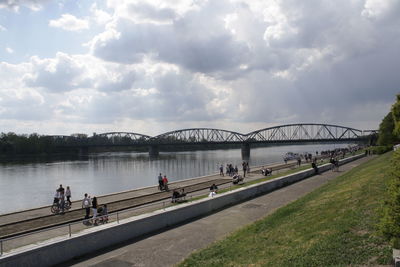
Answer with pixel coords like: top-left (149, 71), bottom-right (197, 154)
top-left (0, 0), bottom-right (399, 136)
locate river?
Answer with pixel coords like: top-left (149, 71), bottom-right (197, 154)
top-left (0, 144), bottom-right (350, 214)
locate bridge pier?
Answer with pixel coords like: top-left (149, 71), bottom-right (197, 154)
top-left (241, 143), bottom-right (250, 160)
top-left (149, 145), bottom-right (159, 157)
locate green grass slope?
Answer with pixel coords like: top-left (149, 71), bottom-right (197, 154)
top-left (179, 153), bottom-right (393, 267)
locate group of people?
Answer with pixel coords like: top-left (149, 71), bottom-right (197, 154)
top-left (52, 185), bottom-right (108, 225)
top-left (171, 188), bottom-right (186, 203)
top-left (209, 183), bottom-right (218, 197)
top-left (53, 184), bottom-right (72, 212)
top-left (219, 162), bottom-right (250, 178)
top-left (220, 163), bottom-right (235, 176)
top-left (158, 173), bottom-right (169, 191)
top-left (81, 193), bottom-right (108, 225)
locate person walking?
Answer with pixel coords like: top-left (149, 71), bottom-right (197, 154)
top-left (92, 196), bottom-right (98, 225)
top-left (66, 186), bottom-right (72, 206)
top-left (162, 175), bottom-right (169, 191)
top-left (242, 161), bottom-right (247, 178)
top-left (219, 165), bottom-right (224, 176)
top-left (158, 173), bottom-right (163, 190)
top-left (82, 193), bottom-right (91, 220)
top-left (59, 191), bottom-right (65, 214)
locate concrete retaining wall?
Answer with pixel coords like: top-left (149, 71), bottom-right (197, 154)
top-left (0, 154), bottom-right (365, 267)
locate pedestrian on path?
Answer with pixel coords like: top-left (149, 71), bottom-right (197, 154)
top-left (219, 165), bottom-right (224, 176)
top-left (158, 173), bottom-right (163, 190)
top-left (82, 193), bottom-right (91, 220)
top-left (162, 175), bottom-right (169, 191)
top-left (242, 161), bottom-right (247, 177)
top-left (66, 186), bottom-right (71, 205)
top-left (92, 196), bottom-right (98, 225)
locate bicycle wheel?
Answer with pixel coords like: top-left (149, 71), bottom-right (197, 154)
top-left (51, 204), bottom-right (59, 214)
top-left (65, 202), bottom-right (71, 210)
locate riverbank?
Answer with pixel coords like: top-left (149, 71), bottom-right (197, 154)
top-left (60, 154), bottom-right (374, 266)
top-left (179, 152), bottom-right (393, 266)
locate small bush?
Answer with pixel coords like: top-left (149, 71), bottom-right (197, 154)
top-left (371, 146), bottom-right (392, 155)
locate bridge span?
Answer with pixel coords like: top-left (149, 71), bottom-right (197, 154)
top-left (50, 123), bottom-right (376, 157)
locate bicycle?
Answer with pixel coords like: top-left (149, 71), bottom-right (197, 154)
top-left (50, 200), bottom-right (71, 214)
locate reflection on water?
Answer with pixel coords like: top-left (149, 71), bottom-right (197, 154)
top-left (0, 144), bottom-right (350, 214)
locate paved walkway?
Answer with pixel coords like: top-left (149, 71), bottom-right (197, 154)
top-left (0, 161), bottom-right (294, 227)
top-left (65, 155), bottom-right (374, 267)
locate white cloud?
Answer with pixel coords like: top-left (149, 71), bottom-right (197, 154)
top-left (0, 0), bottom-right (48, 12)
top-left (5, 47), bottom-right (14, 53)
top-left (362, 0), bottom-right (397, 19)
top-left (90, 3), bottom-right (112, 25)
top-left (24, 53), bottom-right (90, 92)
top-left (49, 14), bottom-right (89, 31)
top-left (0, 24), bottom-right (6, 31)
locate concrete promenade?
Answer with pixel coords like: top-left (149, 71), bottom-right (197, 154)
top-left (0, 160), bottom-right (300, 254)
top-left (64, 155), bottom-right (375, 267)
top-left (0, 160), bottom-right (294, 227)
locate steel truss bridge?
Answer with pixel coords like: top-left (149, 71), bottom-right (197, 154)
top-left (50, 123), bottom-right (376, 157)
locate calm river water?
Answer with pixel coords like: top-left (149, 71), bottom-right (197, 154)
top-left (0, 144), bottom-right (350, 214)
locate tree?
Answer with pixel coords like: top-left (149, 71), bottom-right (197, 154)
top-left (380, 94), bottom-right (400, 248)
top-left (377, 112), bottom-right (397, 146)
top-left (392, 94), bottom-right (400, 138)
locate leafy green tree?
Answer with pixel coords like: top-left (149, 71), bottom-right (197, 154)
top-left (380, 94), bottom-right (400, 248)
top-left (392, 94), bottom-right (400, 137)
top-left (377, 112), bottom-right (397, 146)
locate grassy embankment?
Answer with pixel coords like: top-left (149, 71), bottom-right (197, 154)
top-left (182, 151), bottom-right (364, 203)
top-left (178, 152), bottom-right (393, 266)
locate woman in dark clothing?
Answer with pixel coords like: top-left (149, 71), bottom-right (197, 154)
top-left (92, 196), bottom-right (98, 224)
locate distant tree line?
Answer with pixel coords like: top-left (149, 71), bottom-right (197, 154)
top-left (0, 132), bottom-right (62, 155)
top-left (0, 132), bottom-right (245, 156)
